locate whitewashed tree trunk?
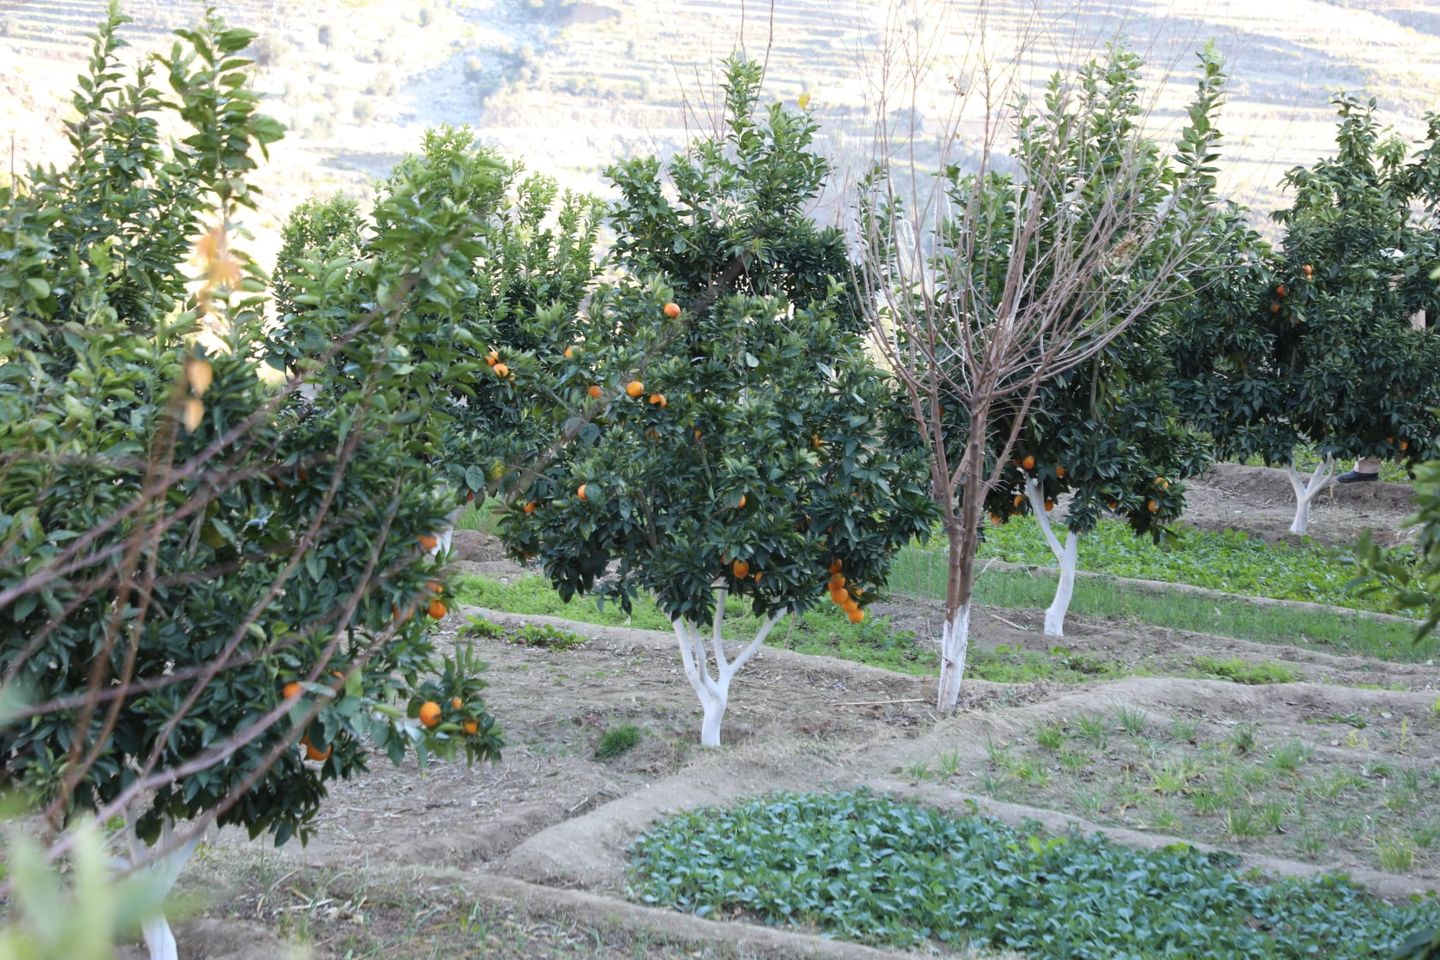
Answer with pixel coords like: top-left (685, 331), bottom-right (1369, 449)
top-left (1025, 478), bottom-right (1080, 638)
top-left (1285, 456), bottom-right (1336, 536)
top-left (120, 812), bottom-right (203, 960)
top-left (433, 504), bottom-right (465, 556)
top-left (672, 588), bottom-right (785, 747)
top-left (936, 602), bottom-right (971, 712)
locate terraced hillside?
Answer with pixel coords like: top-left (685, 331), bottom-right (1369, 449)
top-left (4, 0), bottom-right (1440, 263)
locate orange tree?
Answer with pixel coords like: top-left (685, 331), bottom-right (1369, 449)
top-left (1178, 98), bottom-right (1440, 536)
top-left (0, 11), bottom-right (498, 958)
top-left (976, 50), bottom-right (1228, 638)
top-left (500, 63), bottom-right (935, 746)
top-left (269, 127), bottom-right (603, 533)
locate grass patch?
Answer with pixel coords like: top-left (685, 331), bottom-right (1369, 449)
top-left (965, 714), bottom-right (1440, 876)
top-left (1192, 656), bottom-right (1300, 685)
top-left (891, 552), bottom-right (1434, 662)
top-left (630, 790), bottom-right (1439, 957)
top-left (595, 724), bottom-right (642, 760)
top-left (459, 613), bottom-right (585, 650)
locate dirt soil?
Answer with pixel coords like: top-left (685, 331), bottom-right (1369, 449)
top-left (167, 517), bottom-right (1437, 958)
top-left (1181, 462), bottom-right (1417, 546)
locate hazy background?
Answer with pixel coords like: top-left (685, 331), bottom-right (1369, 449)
top-left (4, 0), bottom-right (1440, 266)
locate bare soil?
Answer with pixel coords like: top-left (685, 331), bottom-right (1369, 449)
top-left (1181, 463), bottom-right (1417, 546)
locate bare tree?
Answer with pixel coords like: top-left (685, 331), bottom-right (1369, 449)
top-left (855, 24), bottom-right (1233, 711)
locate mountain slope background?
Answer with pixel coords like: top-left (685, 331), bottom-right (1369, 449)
top-left (4, 0), bottom-right (1440, 266)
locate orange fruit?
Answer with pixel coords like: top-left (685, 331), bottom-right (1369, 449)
top-left (577, 484), bottom-right (588, 501)
top-left (1400, 439), bottom-right (1410, 451)
top-left (648, 393), bottom-right (667, 408)
top-left (832, 587), bottom-right (850, 605)
top-left (1302, 263), bottom-right (1314, 277)
top-left (811, 435), bottom-right (825, 449)
top-left (418, 533), bottom-right (438, 551)
top-left (829, 573), bottom-right (846, 588)
top-left (462, 719), bottom-right (479, 736)
top-left (846, 608), bottom-right (864, 624)
top-left (1044, 499), bottom-right (1055, 512)
top-left (485, 350), bottom-right (499, 367)
top-left (732, 559), bottom-right (750, 579)
top-left (828, 560), bottom-right (843, 574)
top-left (990, 513), bottom-right (1002, 525)
top-left (1269, 301), bottom-right (1281, 314)
top-left (563, 346), bottom-right (576, 360)
top-left (282, 681), bottom-right (302, 701)
top-left (587, 385), bottom-right (603, 399)
top-left (428, 599), bottom-right (447, 619)
top-left (694, 429), bottom-right (703, 442)
top-left (1021, 455), bottom-right (1036, 471)
top-left (663, 302), bottom-right (681, 318)
top-left (1275, 284), bottom-right (1288, 298)
top-left (1107, 501), bottom-right (1119, 511)
top-left (1013, 494), bottom-right (1024, 508)
top-left (626, 380), bottom-right (644, 398)
top-left (1155, 477), bottom-right (1169, 490)
top-left (736, 494), bottom-right (747, 509)
top-left (524, 500), bottom-right (538, 514)
top-left (1147, 499), bottom-right (1159, 514)
top-left (1055, 466), bottom-right (1067, 479)
top-left (305, 742), bottom-right (332, 762)
top-left (493, 362), bottom-right (510, 378)
top-left (427, 579), bottom-right (443, 595)
top-left (451, 697), bottom-right (464, 710)
top-left (418, 701), bottom-right (442, 729)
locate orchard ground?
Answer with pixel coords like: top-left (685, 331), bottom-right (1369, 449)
top-left (143, 464), bottom-right (1435, 960)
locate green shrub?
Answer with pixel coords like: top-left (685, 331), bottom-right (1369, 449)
top-left (1193, 656), bottom-right (1300, 685)
top-left (595, 724), bottom-right (642, 760)
top-left (461, 615), bottom-right (505, 639)
top-left (629, 790), bottom-right (1439, 957)
top-left (507, 623), bottom-right (585, 651)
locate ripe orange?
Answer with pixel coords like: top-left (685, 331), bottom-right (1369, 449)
top-left (428, 599), bottom-right (447, 619)
top-left (462, 719), bottom-right (479, 736)
top-left (418, 533), bottom-right (439, 551)
top-left (1055, 465), bottom-right (1067, 479)
top-left (829, 573), bottom-right (846, 589)
top-left (648, 393), bottom-right (667, 408)
top-left (1302, 264), bottom-right (1314, 277)
top-left (990, 513), bottom-right (1002, 525)
top-left (832, 587), bottom-right (851, 605)
top-left (1107, 501), bottom-right (1119, 511)
top-left (577, 484), bottom-right (588, 501)
top-left (564, 346), bottom-right (576, 360)
top-left (485, 350), bottom-right (499, 367)
top-left (587, 385), bottom-right (603, 399)
top-left (451, 697), bottom-right (464, 710)
top-left (828, 559), bottom-right (843, 574)
top-left (1276, 284), bottom-right (1288, 298)
top-left (1400, 439), bottom-right (1410, 452)
top-left (1021, 455), bottom-right (1036, 471)
top-left (811, 435), bottom-right (825, 449)
top-left (753, 570), bottom-right (763, 583)
top-left (736, 494), bottom-right (747, 509)
top-left (694, 429), bottom-right (703, 442)
top-left (1044, 499), bottom-right (1055, 512)
top-left (846, 608), bottom-right (864, 624)
top-left (626, 380), bottom-right (645, 398)
top-left (282, 681), bottom-right (302, 701)
top-left (1269, 301), bottom-right (1281, 314)
top-left (305, 742), bottom-right (332, 762)
top-left (663, 302), bottom-right (681, 318)
top-left (1147, 499), bottom-right (1159, 514)
top-left (427, 579), bottom-right (443, 595)
top-left (732, 559), bottom-right (750, 579)
top-left (1155, 477), bottom-right (1169, 490)
top-left (493, 362), bottom-right (510, 378)
top-left (418, 701), bottom-right (441, 729)
top-left (524, 500), bottom-right (538, 514)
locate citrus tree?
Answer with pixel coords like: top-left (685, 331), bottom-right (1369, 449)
top-left (0, 11), bottom-right (499, 959)
top-left (859, 47), bottom-right (1232, 707)
top-left (501, 63), bottom-right (935, 746)
top-left (1180, 97), bottom-right (1440, 536)
top-left (978, 50), bottom-right (1230, 637)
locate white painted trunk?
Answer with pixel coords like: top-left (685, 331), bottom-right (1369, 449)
top-left (936, 603), bottom-right (971, 713)
top-left (672, 590), bottom-right (785, 747)
top-left (1285, 457), bottom-right (1335, 536)
top-left (434, 505), bottom-right (465, 557)
top-left (1045, 532), bottom-right (1080, 638)
top-left (1025, 478), bottom-right (1080, 638)
top-left (123, 814), bottom-right (202, 960)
